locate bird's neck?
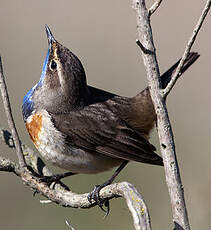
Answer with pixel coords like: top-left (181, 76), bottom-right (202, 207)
top-left (22, 83), bottom-right (91, 121)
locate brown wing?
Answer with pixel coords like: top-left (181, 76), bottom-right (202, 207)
top-left (51, 102), bottom-right (163, 166)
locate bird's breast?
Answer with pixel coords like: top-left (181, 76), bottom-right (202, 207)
top-left (25, 113), bottom-right (43, 147)
top-left (25, 110), bottom-right (67, 162)
top-left (25, 110), bottom-right (122, 174)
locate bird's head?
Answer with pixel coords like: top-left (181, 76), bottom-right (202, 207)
top-left (23, 25), bottom-right (88, 121)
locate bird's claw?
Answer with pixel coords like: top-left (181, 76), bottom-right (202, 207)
top-left (38, 174), bottom-right (63, 188)
top-left (88, 184), bottom-right (110, 216)
top-left (39, 175), bottom-right (60, 183)
top-left (88, 184), bottom-right (101, 203)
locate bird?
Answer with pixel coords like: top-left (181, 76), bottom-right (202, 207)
top-left (22, 25), bottom-right (199, 209)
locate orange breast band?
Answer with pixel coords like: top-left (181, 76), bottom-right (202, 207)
top-left (26, 113), bottom-right (42, 146)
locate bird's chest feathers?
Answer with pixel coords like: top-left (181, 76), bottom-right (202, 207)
top-left (25, 113), bottom-right (43, 145)
top-left (25, 110), bottom-right (66, 162)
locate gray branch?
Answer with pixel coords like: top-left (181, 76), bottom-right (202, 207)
top-left (0, 150), bottom-right (151, 230)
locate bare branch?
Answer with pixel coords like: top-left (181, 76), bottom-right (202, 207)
top-left (163, 0), bottom-right (211, 96)
top-left (132, 0), bottom-right (191, 229)
top-left (0, 56), bottom-right (26, 168)
top-left (0, 152), bottom-right (151, 230)
top-left (149, 0), bottom-right (163, 16)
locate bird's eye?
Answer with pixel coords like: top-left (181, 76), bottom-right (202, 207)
top-left (50, 60), bottom-right (57, 70)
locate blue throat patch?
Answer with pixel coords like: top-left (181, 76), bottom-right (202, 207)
top-left (22, 48), bottom-right (50, 121)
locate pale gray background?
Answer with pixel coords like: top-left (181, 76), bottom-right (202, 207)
top-left (0, 1), bottom-right (210, 230)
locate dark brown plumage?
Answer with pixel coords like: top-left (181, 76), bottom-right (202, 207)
top-left (50, 52), bottom-right (199, 167)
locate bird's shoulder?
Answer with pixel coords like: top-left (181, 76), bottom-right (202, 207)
top-left (50, 100), bottom-right (121, 140)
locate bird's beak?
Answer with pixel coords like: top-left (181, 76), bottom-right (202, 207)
top-left (45, 24), bottom-right (56, 46)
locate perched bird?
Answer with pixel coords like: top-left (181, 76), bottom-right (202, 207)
top-left (22, 25), bottom-right (199, 207)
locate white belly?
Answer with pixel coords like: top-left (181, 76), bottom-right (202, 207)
top-left (26, 110), bottom-right (122, 174)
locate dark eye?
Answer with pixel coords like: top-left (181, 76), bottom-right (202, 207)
top-left (50, 60), bottom-right (57, 70)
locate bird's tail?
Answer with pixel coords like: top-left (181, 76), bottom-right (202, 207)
top-left (130, 52), bottom-right (200, 137)
top-left (160, 52), bottom-right (200, 89)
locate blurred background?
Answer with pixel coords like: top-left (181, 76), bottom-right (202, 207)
top-left (0, 0), bottom-right (210, 229)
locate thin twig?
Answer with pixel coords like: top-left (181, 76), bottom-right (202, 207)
top-left (163, 0), bottom-right (211, 97)
top-left (149, 0), bottom-right (163, 16)
top-left (0, 56), bottom-right (26, 168)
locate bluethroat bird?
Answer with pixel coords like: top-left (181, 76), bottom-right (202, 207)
top-left (22, 25), bottom-right (199, 209)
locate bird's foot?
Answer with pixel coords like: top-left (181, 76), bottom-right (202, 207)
top-left (87, 161), bottom-right (128, 215)
top-left (39, 174), bottom-right (63, 184)
top-left (88, 182), bottom-right (110, 216)
top-left (25, 166), bottom-right (72, 190)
